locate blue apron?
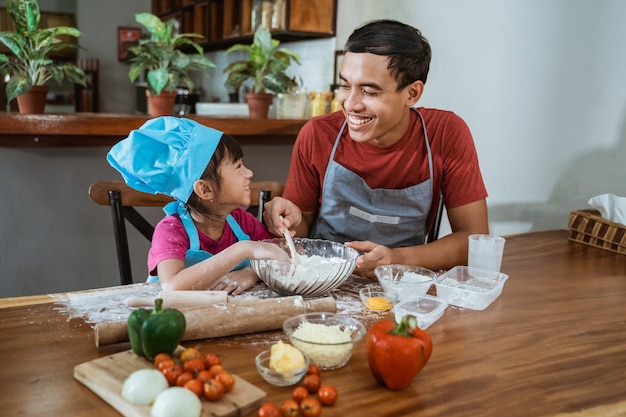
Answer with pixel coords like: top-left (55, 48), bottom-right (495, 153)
top-left (147, 201), bottom-right (251, 283)
top-left (311, 109), bottom-right (434, 247)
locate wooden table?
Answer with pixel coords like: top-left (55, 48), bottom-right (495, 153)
top-left (1, 230), bottom-right (625, 417)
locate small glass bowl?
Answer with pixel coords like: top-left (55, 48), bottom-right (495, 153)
top-left (374, 264), bottom-right (437, 301)
top-left (359, 287), bottom-right (399, 311)
top-left (283, 312), bottom-right (366, 370)
top-left (255, 349), bottom-right (310, 387)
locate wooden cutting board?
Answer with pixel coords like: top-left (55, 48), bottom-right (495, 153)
top-left (74, 349), bottom-right (266, 417)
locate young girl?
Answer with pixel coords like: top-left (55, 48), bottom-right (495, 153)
top-left (107, 116), bottom-right (289, 294)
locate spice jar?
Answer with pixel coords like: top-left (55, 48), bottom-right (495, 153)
top-left (331, 89), bottom-right (341, 112)
top-left (309, 91), bottom-right (327, 118)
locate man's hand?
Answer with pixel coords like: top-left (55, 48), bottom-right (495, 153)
top-left (345, 240), bottom-right (396, 279)
top-left (263, 196), bottom-right (303, 236)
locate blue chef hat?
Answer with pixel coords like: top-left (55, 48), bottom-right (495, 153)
top-left (107, 116), bottom-right (223, 203)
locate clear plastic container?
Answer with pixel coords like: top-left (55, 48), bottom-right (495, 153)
top-left (393, 294), bottom-right (448, 329)
top-left (435, 266), bottom-right (509, 310)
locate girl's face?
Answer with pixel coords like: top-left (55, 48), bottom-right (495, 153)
top-left (214, 156), bottom-right (253, 208)
top-left (337, 52), bottom-right (423, 148)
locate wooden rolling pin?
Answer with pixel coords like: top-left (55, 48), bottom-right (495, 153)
top-left (124, 290), bottom-right (228, 309)
top-left (95, 295), bottom-right (336, 347)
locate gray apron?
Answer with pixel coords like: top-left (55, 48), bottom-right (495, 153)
top-left (147, 201), bottom-right (250, 283)
top-left (311, 110), bottom-right (434, 247)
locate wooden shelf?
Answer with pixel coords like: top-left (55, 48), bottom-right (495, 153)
top-left (152, 0), bottom-right (336, 51)
top-left (0, 113), bottom-right (306, 147)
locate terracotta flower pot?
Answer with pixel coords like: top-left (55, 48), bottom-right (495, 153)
top-left (146, 90), bottom-right (177, 117)
top-left (16, 85), bottom-right (50, 114)
top-left (245, 92), bottom-right (274, 119)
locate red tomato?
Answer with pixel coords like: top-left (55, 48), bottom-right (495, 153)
top-left (183, 357), bottom-right (206, 375)
top-left (156, 358), bottom-right (174, 372)
top-left (318, 385), bottom-right (338, 406)
top-left (257, 402), bottom-right (282, 417)
top-left (203, 352), bottom-right (222, 369)
top-left (215, 370), bottom-right (236, 392)
top-left (300, 397), bottom-right (322, 417)
top-left (153, 353), bottom-right (172, 367)
top-left (302, 374), bottom-right (321, 393)
top-left (280, 399), bottom-right (300, 417)
top-left (161, 363), bottom-right (183, 386)
top-left (207, 364), bottom-right (226, 378)
top-left (196, 370), bottom-right (212, 383)
top-left (292, 386), bottom-right (309, 404)
top-left (183, 378), bottom-right (203, 397)
top-left (175, 371), bottom-right (194, 387)
top-left (306, 363), bottom-right (321, 376)
top-left (203, 378), bottom-right (225, 401)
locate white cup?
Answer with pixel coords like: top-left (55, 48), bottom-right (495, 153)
top-left (468, 234), bottom-right (506, 273)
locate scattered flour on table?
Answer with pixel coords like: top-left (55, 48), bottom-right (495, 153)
top-left (52, 283), bottom-right (160, 324)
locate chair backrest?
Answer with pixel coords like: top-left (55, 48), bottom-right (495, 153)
top-left (88, 180), bottom-right (284, 285)
top-left (426, 193), bottom-right (444, 244)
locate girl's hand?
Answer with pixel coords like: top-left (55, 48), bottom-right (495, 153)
top-left (247, 241), bottom-right (291, 263)
top-left (210, 268), bottom-right (259, 295)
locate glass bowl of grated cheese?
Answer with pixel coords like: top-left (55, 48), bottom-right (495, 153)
top-left (251, 238), bottom-right (359, 297)
top-left (282, 312), bottom-right (367, 370)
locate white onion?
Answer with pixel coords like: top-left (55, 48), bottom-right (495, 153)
top-left (121, 369), bottom-right (168, 405)
top-left (151, 387), bottom-right (202, 417)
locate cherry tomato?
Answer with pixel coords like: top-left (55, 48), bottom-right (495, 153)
top-left (292, 386), bottom-right (309, 404)
top-left (183, 357), bottom-right (206, 375)
top-left (184, 378), bottom-right (204, 397)
top-left (257, 402), bottom-right (282, 417)
top-left (302, 374), bottom-right (321, 393)
top-left (215, 370), bottom-right (236, 392)
top-left (203, 352), bottom-right (222, 369)
top-left (207, 364), bottom-right (226, 378)
top-left (318, 385), bottom-right (338, 406)
top-left (280, 399), bottom-right (300, 417)
top-left (300, 397), bottom-right (322, 417)
top-left (196, 370), bottom-right (212, 383)
top-left (180, 347), bottom-right (202, 363)
top-left (203, 378), bottom-right (225, 401)
top-left (156, 358), bottom-right (175, 372)
top-left (306, 363), bottom-right (321, 376)
top-left (153, 352), bottom-right (172, 367)
top-left (161, 363), bottom-right (182, 386)
top-left (175, 371), bottom-right (194, 387)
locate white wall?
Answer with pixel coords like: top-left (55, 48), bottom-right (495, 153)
top-left (335, 0), bottom-right (626, 236)
top-left (2, 0), bottom-right (625, 297)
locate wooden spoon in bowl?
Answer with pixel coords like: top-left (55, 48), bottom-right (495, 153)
top-left (280, 216), bottom-right (301, 265)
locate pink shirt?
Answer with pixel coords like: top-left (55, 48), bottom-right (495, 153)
top-left (148, 207), bottom-right (274, 275)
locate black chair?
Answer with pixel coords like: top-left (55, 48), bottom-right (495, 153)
top-left (88, 180), bottom-right (284, 285)
top-left (427, 193), bottom-right (444, 243)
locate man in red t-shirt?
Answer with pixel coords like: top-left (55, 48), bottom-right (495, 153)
top-left (265, 20), bottom-right (489, 276)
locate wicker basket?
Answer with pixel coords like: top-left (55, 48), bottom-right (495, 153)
top-left (568, 209), bottom-right (626, 255)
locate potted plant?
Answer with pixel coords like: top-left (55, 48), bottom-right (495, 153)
top-left (0, 0), bottom-right (86, 114)
top-left (128, 13), bottom-right (215, 117)
top-left (224, 26), bottom-right (300, 119)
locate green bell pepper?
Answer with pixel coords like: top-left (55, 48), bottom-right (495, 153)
top-left (127, 298), bottom-right (186, 360)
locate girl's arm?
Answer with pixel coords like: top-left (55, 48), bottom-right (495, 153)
top-left (156, 240), bottom-right (290, 291)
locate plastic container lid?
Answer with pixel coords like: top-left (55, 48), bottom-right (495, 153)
top-left (393, 294), bottom-right (448, 329)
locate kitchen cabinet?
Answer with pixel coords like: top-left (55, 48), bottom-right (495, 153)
top-left (151, 0), bottom-right (336, 51)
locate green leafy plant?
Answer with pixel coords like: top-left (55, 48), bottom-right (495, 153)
top-left (128, 13), bottom-right (215, 96)
top-left (0, 0), bottom-right (86, 102)
top-left (223, 26), bottom-right (300, 94)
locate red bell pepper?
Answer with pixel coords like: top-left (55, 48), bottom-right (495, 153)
top-left (366, 314), bottom-right (433, 390)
